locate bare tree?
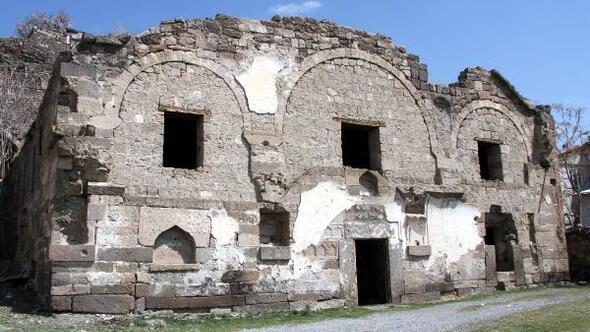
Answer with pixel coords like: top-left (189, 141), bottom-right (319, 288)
top-left (553, 103), bottom-right (590, 227)
top-left (0, 68), bottom-right (34, 178)
top-left (15, 11), bottom-right (71, 38)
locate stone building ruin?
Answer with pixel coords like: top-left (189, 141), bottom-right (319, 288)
top-left (0, 15), bottom-right (569, 314)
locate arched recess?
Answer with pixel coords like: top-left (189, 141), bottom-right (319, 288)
top-left (359, 171), bottom-right (378, 196)
top-left (108, 52), bottom-right (255, 200)
top-left (452, 100), bottom-right (531, 157)
top-left (281, 49), bottom-right (439, 182)
top-left (454, 101), bottom-right (531, 183)
top-left (108, 50), bottom-right (252, 131)
top-left (276, 48), bottom-right (441, 160)
top-left (153, 226), bottom-right (196, 264)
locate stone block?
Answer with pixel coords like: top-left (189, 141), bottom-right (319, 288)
top-left (221, 270), bottom-right (260, 283)
top-left (401, 291), bottom-right (441, 303)
top-left (287, 290), bottom-right (338, 302)
top-left (233, 302), bottom-right (290, 314)
top-left (513, 246), bottom-right (526, 286)
top-left (136, 284), bottom-right (176, 297)
top-left (87, 203), bottom-right (107, 221)
top-left (72, 294), bottom-right (134, 314)
top-left (210, 308), bottom-right (232, 315)
top-left (86, 182), bottom-right (125, 196)
top-left (149, 263), bottom-right (200, 272)
top-left (289, 300), bottom-right (314, 311)
top-left (51, 284), bottom-right (91, 296)
top-left (245, 292), bottom-right (287, 304)
top-left (51, 296), bottom-right (72, 312)
top-left (91, 283), bottom-right (135, 295)
top-left (485, 245), bottom-right (497, 285)
top-left (311, 299), bottom-right (345, 310)
top-left (61, 62), bottom-right (97, 78)
top-left (135, 297), bottom-right (145, 313)
top-left (145, 297), bottom-right (189, 309)
top-left (407, 245), bottom-right (431, 257)
top-left (138, 207), bottom-right (211, 247)
top-left (238, 233), bottom-right (259, 247)
top-left (49, 245), bottom-right (95, 262)
top-left (188, 295), bottom-right (245, 308)
top-left (259, 246), bottom-right (291, 261)
top-left (97, 247), bottom-right (153, 262)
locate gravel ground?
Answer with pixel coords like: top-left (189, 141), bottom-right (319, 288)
top-left (246, 288), bottom-right (587, 332)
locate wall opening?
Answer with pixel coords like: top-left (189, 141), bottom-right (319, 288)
top-left (154, 226), bottom-right (196, 264)
top-left (259, 209), bottom-right (290, 246)
top-left (341, 123), bottom-right (381, 170)
top-left (484, 211), bottom-right (517, 271)
top-left (477, 141), bottom-right (503, 181)
top-left (163, 112), bottom-right (204, 169)
top-left (355, 239), bottom-right (390, 305)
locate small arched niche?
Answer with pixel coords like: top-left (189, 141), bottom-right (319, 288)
top-left (153, 226), bottom-right (196, 264)
top-left (359, 171), bottom-right (379, 196)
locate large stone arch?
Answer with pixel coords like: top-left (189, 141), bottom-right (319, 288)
top-left (277, 48), bottom-right (441, 159)
top-left (108, 50), bottom-right (252, 131)
top-left (108, 52), bottom-right (255, 200)
top-left (279, 48), bottom-right (439, 182)
top-left (452, 100), bottom-right (531, 157)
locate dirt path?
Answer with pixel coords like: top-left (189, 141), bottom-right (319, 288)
top-left (245, 288), bottom-right (588, 332)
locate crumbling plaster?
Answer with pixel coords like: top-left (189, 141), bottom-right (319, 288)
top-left (0, 15), bottom-right (570, 314)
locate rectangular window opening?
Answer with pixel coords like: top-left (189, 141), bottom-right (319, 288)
top-left (341, 123), bottom-right (381, 170)
top-left (163, 112), bottom-right (203, 169)
top-left (477, 141), bottom-right (503, 181)
top-left (259, 210), bottom-right (290, 246)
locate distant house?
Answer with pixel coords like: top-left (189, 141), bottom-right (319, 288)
top-left (560, 142), bottom-right (590, 228)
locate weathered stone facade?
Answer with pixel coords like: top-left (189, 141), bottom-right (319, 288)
top-left (0, 15), bottom-right (569, 314)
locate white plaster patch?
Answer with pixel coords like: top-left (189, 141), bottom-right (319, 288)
top-left (426, 197), bottom-right (481, 267)
top-left (384, 195), bottom-right (405, 223)
top-left (87, 272), bottom-right (121, 286)
top-left (293, 182), bottom-right (360, 252)
top-left (208, 208), bottom-right (238, 246)
top-left (236, 55), bottom-right (284, 114)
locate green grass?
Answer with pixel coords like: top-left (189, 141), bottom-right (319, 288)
top-left (474, 296), bottom-right (590, 332)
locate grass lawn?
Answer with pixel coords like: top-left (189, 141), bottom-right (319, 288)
top-left (474, 293), bottom-right (590, 332)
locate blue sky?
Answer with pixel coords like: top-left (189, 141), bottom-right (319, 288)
top-left (2, 1), bottom-right (589, 113)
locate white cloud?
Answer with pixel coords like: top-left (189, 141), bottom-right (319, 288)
top-left (268, 1), bottom-right (323, 15)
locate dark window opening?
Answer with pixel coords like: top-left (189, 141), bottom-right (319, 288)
top-left (478, 141), bottom-right (503, 181)
top-left (259, 210), bottom-right (290, 246)
top-left (523, 163), bottom-right (529, 185)
top-left (550, 178), bottom-right (557, 186)
top-left (341, 123), bottom-right (381, 170)
top-left (355, 239), bottom-right (390, 305)
top-left (163, 112), bottom-right (203, 169)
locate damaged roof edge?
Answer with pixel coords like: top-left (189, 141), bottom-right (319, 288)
top-left (490, 68), bottom-right (548, 113)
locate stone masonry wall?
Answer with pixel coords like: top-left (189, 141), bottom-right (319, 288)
top-left (0, 29), bottom-right (66, 306)
top-left (0, 15), bottom-right (569, 314)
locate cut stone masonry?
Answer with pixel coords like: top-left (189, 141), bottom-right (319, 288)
top-left (0, 14), bottom-right (568, 314)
